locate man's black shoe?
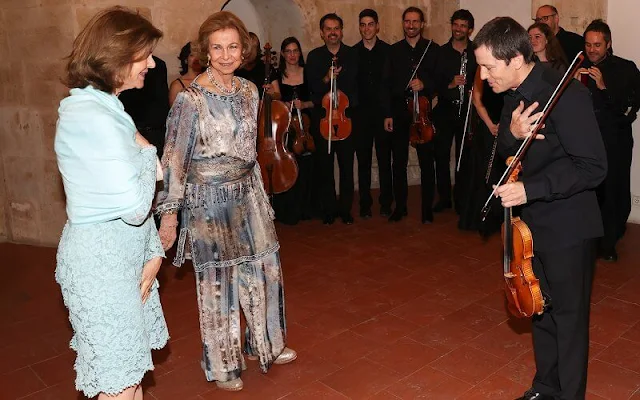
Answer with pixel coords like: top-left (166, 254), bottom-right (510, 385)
top-left (599, 248), bottom-right (618, 262)
top-left (342, 214), bottom-right (354, 225)
top-left (322, 215), bottom-right (335, 225)
top-left (388, 209), bottom-right (406, 222)
top-left (516, 388), bottom-right (554, 400)
top-left (360, 208), bottom-right (372, 219)
top-left (380, 206), bottom-right (392, 217)
top-left (433, 201), bottom-right (452, 213)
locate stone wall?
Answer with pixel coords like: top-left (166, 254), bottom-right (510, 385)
top-left (531, 0), bottom-right (607, 34)
top-left (0, 0), bottom-right (608, 245)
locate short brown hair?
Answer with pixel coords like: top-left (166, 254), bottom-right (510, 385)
top-left (63, 6), bottom-right (162, 93)
top-left (197, 11), bottom-right (252, 68)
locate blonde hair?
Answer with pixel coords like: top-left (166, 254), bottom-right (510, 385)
top-left (64, 6), bottom-right (162, 93)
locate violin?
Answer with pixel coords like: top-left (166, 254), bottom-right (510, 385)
top-left (256, 43), bottom-right (298, 195)
top-left (289, 89), bottom-right (315, 155)
top-left (320, 56), bottom-right (351, 152)
top-left (484, 52), bottom-right (586, 318)
top-left (408, 89), bottom-right (435, 147)
top-left (502, 157), bottom-right (545, 317)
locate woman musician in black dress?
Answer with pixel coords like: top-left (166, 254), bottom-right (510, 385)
top-left (272, 37), bottom-right (317, 224)
top-left (457, 67), bottom-right (505, 236)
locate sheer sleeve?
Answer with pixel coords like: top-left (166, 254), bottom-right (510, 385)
top-left (155, 89), bottom-right (199, 214)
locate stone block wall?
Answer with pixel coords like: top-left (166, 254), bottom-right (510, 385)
top-left (0, 0), bottom-right (607, 245)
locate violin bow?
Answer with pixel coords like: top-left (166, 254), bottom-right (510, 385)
top-left (327, 59), bottom-right (335, 154)
top-left (405, 40), bottom-right (433, 90)
top-left (480, 51), bottom-right (586, 220)
top-left (456, 87), bottom-right (475, 172)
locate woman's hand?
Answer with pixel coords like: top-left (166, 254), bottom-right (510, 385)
top-left (292, 99), bottom-right (303, 110)
top-left (140, 256), bottom-right (162, 304)
top-left (489, 123), bottom-right (499, 137)
top-left (159, 214), bottom-right (178, 250)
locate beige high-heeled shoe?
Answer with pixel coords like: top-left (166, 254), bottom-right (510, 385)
top-left (246, 347), bottom-right (298, 365)
top-left (216, 378), bottom-right (243, 391)
top-left (274, 347), bottom-right (297, 365)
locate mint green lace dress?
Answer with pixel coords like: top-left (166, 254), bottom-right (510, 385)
top-left (54, 86), bottom-right (169, 398)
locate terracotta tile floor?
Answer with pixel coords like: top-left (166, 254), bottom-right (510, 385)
top-left (2, 188), bottom-right (640, 399)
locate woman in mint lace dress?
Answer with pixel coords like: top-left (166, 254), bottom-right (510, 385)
top-left (54, 7), bottom-right (168, 400)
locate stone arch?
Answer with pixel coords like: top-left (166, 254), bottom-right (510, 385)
top-left (222, 0), bottom-right (317, 58)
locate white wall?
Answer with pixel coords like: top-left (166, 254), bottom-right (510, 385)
top-left (460, 0), bottom-right (532, 36)
top-left (608, 0), bottom-right (640, 223)
top-left (222, 0), bottom-right (267, 44)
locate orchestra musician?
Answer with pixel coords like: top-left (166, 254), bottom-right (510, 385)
top-left (577, 19), bottom-right (640, 262)
top-left (382, 6), bottom-right (439, 224)
top-left (354, 8), bottom-right (390, 219)
top-left (433, 9), bottom-right (477, 215)
top-left (474, 17), bottom-right (606, 400)
top-left (306, 13), bottom-right (359, 225)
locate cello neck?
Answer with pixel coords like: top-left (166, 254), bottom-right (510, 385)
top-left (503, 206), bottom-right (512, 275)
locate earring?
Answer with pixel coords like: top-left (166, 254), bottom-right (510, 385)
top-left (207, 54), bottom-right (211, 66)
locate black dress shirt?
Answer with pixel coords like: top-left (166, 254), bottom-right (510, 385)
top-left (498, 63), bottom-right (607, 251)
top-left (354, 38), bottom-right (390, 110)
top-left (556, 27), bottom-right (584, 63)
top-left (434, 38), bottom-right (478, 114)
top-left (582, 55), bottom-right (640, 129)
top-left (381, 37), bottom-right (440, 118)
top-left (119, 56), bottom-right (170, 157)
top-left (119, 56), bottom-right (169, 131)
top-left (306, 43), bottom-right (359, 108)
top-left (236, 59), bottom-right (278, 98)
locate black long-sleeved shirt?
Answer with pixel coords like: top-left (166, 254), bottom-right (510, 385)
top-left (498, 63), bottom-right (607, 251)
top-left (354, 38), bottom-right (390, 111)
top-left (556, 27), bottom-right (584, 63)
top-left (434, 38), bottom-right (478, 118)
top-left (582, 55), bottom-right (640, 130)
top-left (305, 43), bottom-right (359, 108)
top-left (381, 37), bottom-right (440, 118)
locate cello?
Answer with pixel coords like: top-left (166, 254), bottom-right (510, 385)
top-left (320, 56), bottom-right (351, 153)
top-left (482, 52), bottom-right (585, 318)
top-left (289, 89), bottom-right (315, 155)
top-left (256, 43), bottom-right (298, 195)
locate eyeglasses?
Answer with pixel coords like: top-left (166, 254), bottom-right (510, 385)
top-left (533, 13), bottom-right (556, 23)
top-left (283, 49), bottom-right (300, 55)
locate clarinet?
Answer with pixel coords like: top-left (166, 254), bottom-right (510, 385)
top-left (458, 50), bottom-right (468, 117)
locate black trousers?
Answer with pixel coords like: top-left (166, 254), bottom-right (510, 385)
top-left (415, 141), bottom-right (436, 219)
top-left (531, 239), bottom-right (597, 400)
top-left (597, 124), bottom-right (633, 252)
top-left (355, 107), bottom-right (383, 211)
top-left (376, 115), bottom-right (411, 212)
top-left (434, 110), bottom-right (464, 210)
top-left (310, 107), bottom-right (356, 218)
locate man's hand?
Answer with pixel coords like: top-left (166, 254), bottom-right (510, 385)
top-left (448, 74), bottom-right (466, 89)
top-left (323, 65), bottom-right (342, 84)
top-left (588, 67), bottom-right (606, 90)
top-left (409, 78), bottom-right (424, 92)
top-left (510, 101), bottom-right (545, 140)
top-left (494, 181), bottom-right (528, 207)
top-left (384, 118), bottom-right (393, 132)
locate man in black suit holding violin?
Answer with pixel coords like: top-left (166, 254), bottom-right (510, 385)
top-left (306, 13), bottom-right (359, 225)
top-left (382, 6), bottom-right (439, 224)
top-left (474, 17), bottom-right (606, 400)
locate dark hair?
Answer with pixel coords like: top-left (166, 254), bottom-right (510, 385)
top-left (320, 13), bottom-right (343, 30)
top-left (528, 22), bottom-right (568, 70)
top-left (451, 9), bottom-right (474, 30)
top-left (584, 19), bottom-right (611, 44)
top-left (279, 37), bottom-right (305, 78)
top-left (64, 6), bottom-right (162, 93)
top-left (473, 17), bottom-right (534, 65)
top-left (359, 9), bottom-right (378, 24)
top-left (402, 7), bottom-right (424, 22)
top-left (197, 11), bottom-right (252, 68)
top-left (178, 42), bottom-right (191, 75)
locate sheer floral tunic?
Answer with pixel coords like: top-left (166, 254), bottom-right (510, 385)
top-left (156, 78), bottom-right (279, 271)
